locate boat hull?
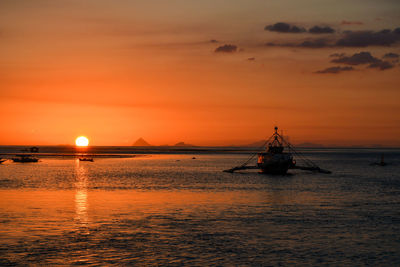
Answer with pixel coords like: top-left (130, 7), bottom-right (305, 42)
top-left (258, 161), bottom-right (292, 174)
top-left (79, 158), bottom-right (93, 162)
top-left (257, 152), bottom-right (294, 175)
top-left (12, 158), bottom-right (39, 163)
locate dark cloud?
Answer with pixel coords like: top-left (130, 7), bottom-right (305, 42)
top-left (379, 29), bottom-right (391, 34)
top-left (341, 20), bottom-right (363, 25)
top-left (327, 52), bottom-right (395, 71)
top-left (383, 52), bottom-right (399, 59)
top-left (316, 66), bottom-right (354, 74)
top-left (265, 38), bottom-right (332, 48)
top-left (336, 30), bottom-right (400, 47)
top-left (214, 44), bottom-right (237, 53)
top-left (265, 42), bottom-right (286, 47)
top-left (266, 28), bottom-right (400, 48)
top-left (309, 26), bottom-right (335, 34)
top-left (368, 61), bottom-right (394, 70)
top-left (331, 52), bottom-right (380, 65)
top-left (265, 22), bottom-right (306, 33)
top-left (298, 38), bottom-right (331, 48)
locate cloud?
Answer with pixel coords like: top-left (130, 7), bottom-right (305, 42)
top-left (382, 52), bottom-right (399, 63)
top-left (336, 30), bottom-right (400, 47)
top-left (368, 61), bottom-right (395, 70)
top-left (309, 26), bottom-right (335, 34)
top-left (266, 28), bottom-right (400, 48)
top-left (214, 44), bottom-right (237, 53)
top-left (327, 52), bottom-right (395, 71)
top-left (266, 23), bottom-right (336, 35)
top-left (316, 66), bottom-right (354, 74)
top-left (383, 52), bottom-right (399, 59)
top-left (265, 22), bottom-right (306, 33)
top-left (265, 42), bottom-right (288, 47)
top-left (341, 20), bottom-right (363, 25)
top-left (331, 52), bottom-right (380, 65)
top-left (298, 38), bottom-right (331, 48)
top-left (265, 39), bottom-right (331, 48)
top-left (265, 38), bottom-right (332, 48)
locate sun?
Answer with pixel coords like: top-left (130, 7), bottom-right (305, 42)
top-left (75, 136), bottom-right (89, 147)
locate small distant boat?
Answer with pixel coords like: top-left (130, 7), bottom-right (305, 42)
top-left (12, 155), bottom-right (39, 163)
top-left (370, 153), bottom-right (387, 166)
top-left (79, 157), bottom-right (94, 162)
top-left (224, 127), bottom-right (331, 174)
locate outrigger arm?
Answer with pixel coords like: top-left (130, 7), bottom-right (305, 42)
top-left (290, 165), bottom-right (331, 174)
top-left (224, 165), bottom-right (331, 174)
top-left (223, 165), bottom-right (259, 173)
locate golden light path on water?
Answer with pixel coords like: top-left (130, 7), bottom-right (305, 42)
top-left (74, 159), bottom-right (89, 231)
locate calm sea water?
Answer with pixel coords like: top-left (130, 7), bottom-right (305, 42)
top-left (1, 148), bottom-right (400, 265)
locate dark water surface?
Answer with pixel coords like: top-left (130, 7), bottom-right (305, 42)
top-left (1, 149), bottom-right (400, 265)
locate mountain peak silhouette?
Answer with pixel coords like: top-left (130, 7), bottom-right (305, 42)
top-left (174, 142), bottom-right (195, 147)
top-left (133, 138), bottom-right (151, 146)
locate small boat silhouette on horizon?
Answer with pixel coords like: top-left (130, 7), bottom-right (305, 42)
top-left (12, 155), bottom-right (39, 163)
top-left (370, 153), bottom-right (387, 166)
top-left (79, 157), bottom-right (94, 162)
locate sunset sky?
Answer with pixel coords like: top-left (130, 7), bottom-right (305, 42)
top-left (1, 0), bottom-right (399, 146)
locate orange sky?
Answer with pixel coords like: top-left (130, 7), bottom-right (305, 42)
top-left (1, 0), bottom-right (399, 146)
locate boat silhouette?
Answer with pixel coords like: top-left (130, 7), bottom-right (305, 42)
top-left (12, 155), bottom-right (39, 163)
top-left (370, 153), bottom-right (387, 166)
top-left (224, 127), bottom-right (331, 174)
top-left (79, 157), bottom-right (94, 162)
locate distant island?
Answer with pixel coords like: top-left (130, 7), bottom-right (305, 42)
top-left (296, 142), bottom-right (325, 148)
top-left (129, 137), bottom-right (338, 148)
top-left (132, 138), bottom-right (152, 146)
top-left (242, 140), bottom-right (324, 148)
top-left (174, 142), bottom-right (195, 147)
top-left (243, 140), bottom-right (267, 147)
top-left (132, 138), bottom-right (196, 147)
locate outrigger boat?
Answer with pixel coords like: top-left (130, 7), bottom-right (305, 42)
top-left (79, 157), bottom-right (94, 162)
top-left (224, 127), bottom-right (331, 174)
top-left (12, 155), bottom-right (39, 163)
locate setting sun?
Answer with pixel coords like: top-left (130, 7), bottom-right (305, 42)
top-left (75, 136), bottom-right (89, 147)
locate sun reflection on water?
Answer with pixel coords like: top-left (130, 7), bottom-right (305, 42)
top-left (74, 159), bottom-right (89, 230)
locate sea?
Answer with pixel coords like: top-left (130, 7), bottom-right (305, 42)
top-left (0, 146), bottom-right (400, 266)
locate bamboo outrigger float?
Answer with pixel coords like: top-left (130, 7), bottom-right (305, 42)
top-left (224, 127), bottom-right (331, 174)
